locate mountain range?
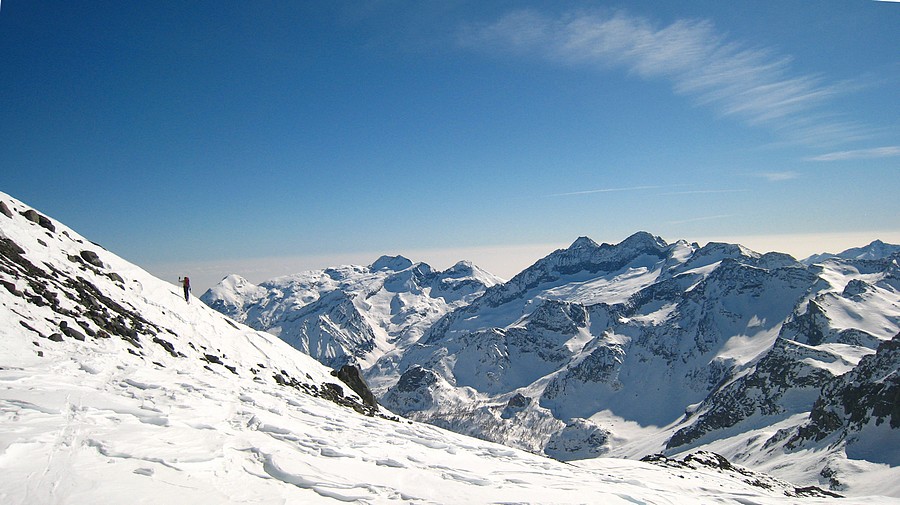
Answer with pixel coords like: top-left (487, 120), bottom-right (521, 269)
top-left (205, 230), bottom-right (900, 497)
top-left (0, 193), bottom-right (897, 504)
top-left (9, 190), bottom-right (881, 502)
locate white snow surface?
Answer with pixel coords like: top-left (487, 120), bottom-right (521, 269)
top-left (5, 191), bottom-right (877, 504)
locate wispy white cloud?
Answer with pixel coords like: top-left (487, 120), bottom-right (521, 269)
top-left (458, 9), bottom-right (868, 146)
top-left (754, 171), bottom-right (800, 182)
top-left (667, 214), bottom-right (732, 225)
top-left (661, 189), bottom-right (749, 196)
top-left (548, 185), bottom-right (665, 197)
top-left (806, 145), bottom-right (900, 162)
top-left (551, 186), bottom-right (749, 197)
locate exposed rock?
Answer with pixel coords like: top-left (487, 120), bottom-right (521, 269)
top-left (667, 338), bottom-right (839, 450)
top-left (642, 451), bottom-right (842, 498)
top-left (371, 255), bottom-right (414, 272)
top-left (396, 365), bottom-right (439, 393)
top-left (332, 364), bottom-right (379, 409)
top-left (0, 201), bottom-right (12, 218)
top-left (841, 279), bottom-right (871, 298)
top-left (381, 365), bottom-right (444, 414)
top-left (781, 300), bottom-right (829, 346)
top-left (786, 333), bottom-right (900, 457)
top-left (153, 337), bottom-right (179, 358)
top-left (80, 250), bottom-right (104, 268)
top-left (1, 279), bottom-right (21, 296)
top-left (545, 418), bottom-right (610, 460)
top-left (19, 209), bottom-right (55, 232)
top-left (203, 353), bottom-right (223, 364)
top-left (59, 321), bottom-right (86, 341)
top-left (501, 393), bottom-right (531, 419)
top-left (507, 392), bottom-right (530, 409)
top-left (526, 299), bottom-right (587, 334)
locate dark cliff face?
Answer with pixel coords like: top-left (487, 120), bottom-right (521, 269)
top-left (786, 333), bottom-right (900, 453)
top-left (667, 338), bottom-right (840, 450)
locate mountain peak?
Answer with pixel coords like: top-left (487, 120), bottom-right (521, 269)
top-left (371, 255), bottom-right (414, 272)
top-left (568, 236), bottom-right (600, 250)
top-left (618, 231), bottom-right (668, 251)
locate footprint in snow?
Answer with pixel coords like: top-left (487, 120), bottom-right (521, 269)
top-left (441, 470), bottom-right (492, 487)
top-left (319, 447), bottom-right (354, 458)
top-left (375, 458), bottom-right (406, 468)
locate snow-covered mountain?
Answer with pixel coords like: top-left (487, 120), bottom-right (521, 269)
top-left (201, 254), bottom-right (501, 378)
top-left (5, 192), bottom-right (870, 504)
top-left (803, 239), bottom-right (900, 265)
top-left (206, 228), bottom-right (900, 497)
top-left (394, 233), bottom-right (900, 495)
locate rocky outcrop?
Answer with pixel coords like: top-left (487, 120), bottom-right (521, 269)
top-left (545, 418), bottom-right (610, 460)
top-left (642, 452), bottom-right (842, 498)
top-left (381, 365), bottom-right (444, 414)
top-left (332, 364), bottom-right (379, 409)
top-left (667, 338), bottom-right (847, 450)
top-left (19, 209), bottom-right (55, 232)
top-left (786, 333), bottom-right (900, 459)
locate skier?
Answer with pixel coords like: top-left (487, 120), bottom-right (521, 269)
top-left (180, 276), bottom-right (191, 303)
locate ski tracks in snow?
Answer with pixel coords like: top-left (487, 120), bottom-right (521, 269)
top-left (26, 394), bottom-right (88, 503)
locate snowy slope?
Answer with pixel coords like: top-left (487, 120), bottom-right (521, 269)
top-left (3, 192), bottom-right (878, 504)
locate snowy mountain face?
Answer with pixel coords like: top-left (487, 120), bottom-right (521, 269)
top-left (376, 234), bottom-right (900, 496)
top-left (201, 256), bottom-right (501, 376)
top-left (803, 239), bottom-right (900, 265)
top-left (4, 193), bottom-right (869, 504)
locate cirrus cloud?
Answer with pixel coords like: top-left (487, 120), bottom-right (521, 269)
top-left (458, 9), bottom-right (869, 147)
top-left (806, 146), bottom-right (900, 162)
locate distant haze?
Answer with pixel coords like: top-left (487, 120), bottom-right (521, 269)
top-left (148, 231), bottom-right (900, 293)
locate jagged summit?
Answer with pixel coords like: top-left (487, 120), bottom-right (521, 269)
top-left (615, 231), bottom-right (668, 251)
top-left (565, 232), bottom-right (666, 255)
top-left (697, 241), bottom-right (758, 259)
top-left (568, 236), bottom-right (599, 250)
top-left (371, 254), bottom-right (414, 271)
top-left (447, 259), bottom-right (476, 271)
top-left (472, 232), bottom-right (674, 310)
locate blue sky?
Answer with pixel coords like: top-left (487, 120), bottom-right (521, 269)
top-left (1, 1), bottom-right (899, 290)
